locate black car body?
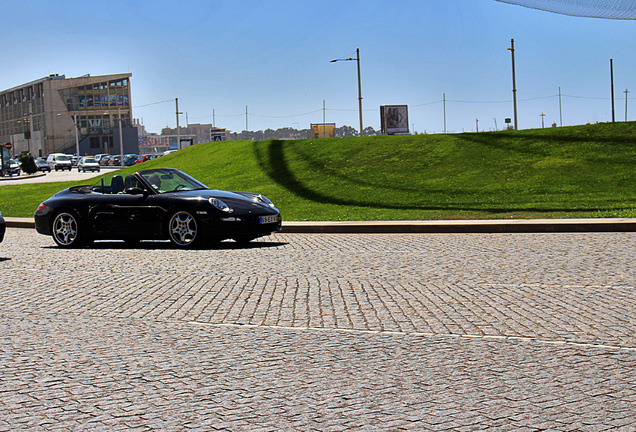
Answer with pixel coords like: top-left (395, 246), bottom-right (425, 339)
top-left (34, 168), bottom-right (282, 248)
top-left (0, 211), bottom-right (5, 243)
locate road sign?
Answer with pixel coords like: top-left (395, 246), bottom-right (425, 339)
top-left (4, 142), bottom-right (12, 150)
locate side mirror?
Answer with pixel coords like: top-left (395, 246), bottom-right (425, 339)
top-left (125, 187), bottom-right (148, 196)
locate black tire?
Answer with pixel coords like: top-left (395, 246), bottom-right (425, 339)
top-left (51, 211), bottom-right (85, 248)
top-left (168, 210), bottom-right (199, 248)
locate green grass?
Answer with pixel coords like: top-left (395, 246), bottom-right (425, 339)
top-left (1, 122), bottom-right (635, 220)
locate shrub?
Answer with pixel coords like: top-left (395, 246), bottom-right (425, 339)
top-left (17, 152), bottom-right (38, 174)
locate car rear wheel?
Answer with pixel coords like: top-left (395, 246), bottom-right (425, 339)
top-left (52, 211), bottom-right (84, 248)
top-left (168, 210), bottom-right (199, 248)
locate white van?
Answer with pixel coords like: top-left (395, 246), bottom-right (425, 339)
top-left (46, 153), bottom-right (73, 171)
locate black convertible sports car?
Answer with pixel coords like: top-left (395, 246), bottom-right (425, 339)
top-left (34, 168), bottom-right (282, 248)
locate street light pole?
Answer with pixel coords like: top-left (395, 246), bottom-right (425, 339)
top-left (331, 48), bottom-right (363, 136)
top-left (118, 107), bottom-right (124, 167)
top-left (73, 114), bottom-right (79, 157)
top-left (508, 38), bottom-right (518, 130)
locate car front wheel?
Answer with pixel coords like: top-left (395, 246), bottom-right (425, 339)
top-left (52, 211), bottom-right (84, 248)
top-left (168, 210), bottom-right (199, 248)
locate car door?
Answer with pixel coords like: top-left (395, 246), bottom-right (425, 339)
top-left (89, 190), bottom-right (163, 238)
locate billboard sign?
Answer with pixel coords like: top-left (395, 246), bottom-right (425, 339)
top-left (311, 123), bottom-right (335, 139)
top-left (380, 105), bottom-right (409, 135)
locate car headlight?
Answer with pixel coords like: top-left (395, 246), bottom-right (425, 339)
top-left (253, 194), bottom-right (276, 208)
top-left (209, 197), bottom-right (232, 213)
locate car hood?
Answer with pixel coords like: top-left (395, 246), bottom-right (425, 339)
top-left (164, 189), bottom-right (277, 212)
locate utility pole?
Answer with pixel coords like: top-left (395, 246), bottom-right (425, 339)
top-left (540, 113), bottom-right (546, 128)
top-left (558, 87), bottom-right (563, 126)
top-left (508, 38), bottom-right (518, 130)
top-left (475, 119), bottom-right (479, 132)
top-left (245, 105), bottom-right (248, 132)
top-left (624, 89), bottom-right (630, 121)
top-left (355, 48), bottom-right (363, 136)
top-left (443, 93), bottom-right (446, 133)
top-left (323, 100), bottom-right (326, 124)
top-left (175, 98), bottom-right (182, 150)
top-left (610, 59), bottom-right (615, 122)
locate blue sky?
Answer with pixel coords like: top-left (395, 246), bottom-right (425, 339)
top-left (2, 0), bottom-right (635, 134)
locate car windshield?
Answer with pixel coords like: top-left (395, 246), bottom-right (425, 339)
top-left (83, 157), bottom-right (96, 163)
top-left (139, 168), bottom-right (208, 193)
top-left (56, 155), bottom-right (70, 161)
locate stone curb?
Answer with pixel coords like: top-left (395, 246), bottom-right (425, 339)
top-left (4, 217), bottom-right (636, 234)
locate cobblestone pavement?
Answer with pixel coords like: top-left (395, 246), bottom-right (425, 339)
top-left (0, 229), bottom-right (634, 431)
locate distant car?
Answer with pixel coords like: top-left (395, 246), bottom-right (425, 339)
top-left (46, 153), bottom-right (72, 171)
top-left (3, 159), bottom-right (21, 176)
top-left (77, 156), bottom-right (101, 173)
top-left (134, 154), bottom-right (152, 164)
top-left (34, 168), bottom-right (282, 248)
top-left (0, 210), bottom-right (5, 244)
top-left (34, 157), bottom-right (51, 172)
top-left (124, 154), bottom-right (138, 166)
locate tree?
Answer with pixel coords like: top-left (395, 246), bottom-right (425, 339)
top-left (17, 152), bottom-right (38, 174)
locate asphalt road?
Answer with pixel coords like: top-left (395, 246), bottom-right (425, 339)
top-left (0, 228), bottom-right (634, 431)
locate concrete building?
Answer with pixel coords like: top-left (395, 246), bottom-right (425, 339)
top-left (0, 73), bottom-right (137, 157)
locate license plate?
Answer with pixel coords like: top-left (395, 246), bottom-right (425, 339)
top-left (259, 215), bottom-right (278, 224)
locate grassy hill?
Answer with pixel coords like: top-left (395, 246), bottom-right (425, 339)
top-left (1, 122), bottom-right (635, 220)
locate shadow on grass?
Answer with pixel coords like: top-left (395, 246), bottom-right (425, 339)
top-left (455, 130), bottom-right (636, 160)
top-left (253, 139), bottom-right (597, 214)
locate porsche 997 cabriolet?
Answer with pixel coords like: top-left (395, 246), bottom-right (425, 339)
top-left (34, 168), bottom-right (282, 248)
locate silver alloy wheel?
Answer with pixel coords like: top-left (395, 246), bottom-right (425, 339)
top-left (168, 211), bottom-right (198, 246)
top-left (52, 212), bottom-right (79, 247)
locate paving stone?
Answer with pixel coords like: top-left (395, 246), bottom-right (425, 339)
top-left (0, 229), bottom-right (634, 430)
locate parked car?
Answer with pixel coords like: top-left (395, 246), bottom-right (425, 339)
top-left (34, 168), bottom-right (282, 248)
top-left (124, 154), bottom-right (138, 166)
top-left (134, 154), bottom-right (153, 164)
top-left (0, 210), bottom-right (5, 244)
top-left (94, 154), bottom-right (108, 165)
top-left (46, 153), bottom-right (72, 171)
top-left (77, 156), bottom-right (101, 173)
top-left (3, 159), bottom-right (21, 176)
top-left (67, 155), bottom-right (79, 166)
top-left (34, 157), bottom-right (51, 172)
